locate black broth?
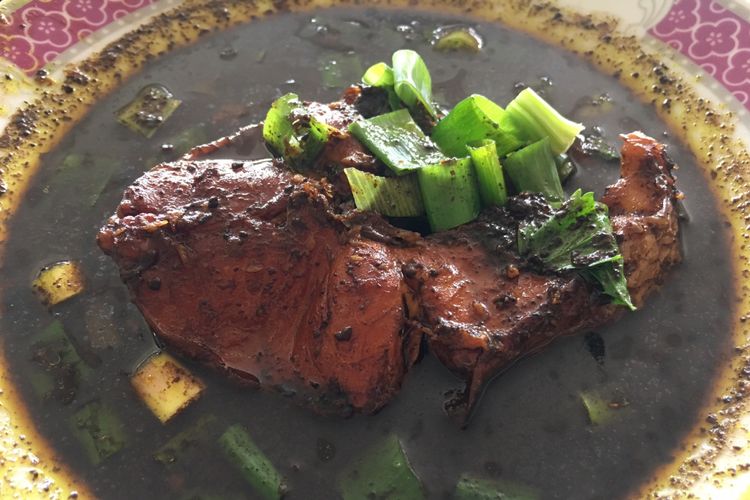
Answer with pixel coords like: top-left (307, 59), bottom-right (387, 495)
top-left (0, 8), bottom-right (734, 500)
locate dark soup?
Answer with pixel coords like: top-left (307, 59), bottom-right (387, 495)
top-left (0, 7), bottom-right (734, 500)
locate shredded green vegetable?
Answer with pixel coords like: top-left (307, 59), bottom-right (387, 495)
top-left (361, 62), bottom-right (403, 110)
top-left (28, 320), bottom-right (91, 402)
top-left (154, 415), bottom-right (217, 466)
top-left (580, 131), bottom-right (620, 161)
top-left (518, 189), bottom-right (634, 309)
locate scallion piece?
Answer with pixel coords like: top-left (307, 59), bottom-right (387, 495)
top-left (262, 93), bottom-right (333, 168)
top-left (363, 62), bottom-right (394, 87)
top-left (504, 137), bottom-right (565, 202)
top-left (70, 400), bottom-right (126, 465)
top-left (362, 62), bottom-right (402, 111)
top-left (433, 28), bottom-right (482, 53)
top-left (580, 391), bottom-right (616, 425)
top-left (418, 157), bottom-right (480, 232)
top-left (338, 435), bottom-right (425, 500)
top-left (28, 320), bottom-right (91, 403)
top-left (219, 425), bottom-right (286, 500)
top-left (467, 139), bottom-right (507, 207)
top-left (505, 88), bottom-right (584, 155)
top-left (455, 475), bottom-right (538, 500)
top-left (349, 109), bottom-right (444, 175)
top-left (344, 168), bottom-right (424, 217)
top-left (262, 93), bottom-right (303, 158)
top-left (392, 49), bottom-right (437, 119)
top-left (154, 415), bottom-right (217, 466)
top-left (431, 94), bottom-right (526, 158)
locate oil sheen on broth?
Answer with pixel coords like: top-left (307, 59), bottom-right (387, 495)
top-left (0, 8), bottom-right (734, 500)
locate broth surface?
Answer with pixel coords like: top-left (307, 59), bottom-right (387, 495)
top-left (0, 8), bottom-right (735, 499)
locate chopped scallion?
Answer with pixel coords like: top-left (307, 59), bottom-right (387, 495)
top-left (344, 168), bottom-right (425, 217)
top-left (362, 62), bottom-right (402, 111)
top-left (262, 93), bottom-right (302, 158)
top-left (455, 475), bottom-right (539, 500)
top-left (392, 49), bottom-right (437, 119)
top-left (431, 94), bottom-right (525, 157)
top-left (219, 425), bottom-right (286, 500)
top-left (154, 415), bottom-right (218, 466)
top-left (362, 62), bottom-right (394, 87)
top-left (70, 400), bottom-right (126, 465)
top-left (338, 435), bottom-right (424, 500)
top-left (505, 87), bottom-right (584, 155)
top-left (580, 391), bottom-right (616, 425)
top-left (262, 93), bottom-right (333, 168)
top-left (433, 27), bottom-right (483, 53)
top-left (418, 157), bottom-right (480, 232)
top-left (467, 139), bottom-right (507, 207)
top-left (504, 137), bottom-right (565, 202)
top-left (349, 109), bottom-right (444, 175)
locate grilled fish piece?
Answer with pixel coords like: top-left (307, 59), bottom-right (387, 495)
top-left (98, 132), bottom-right (680, 420)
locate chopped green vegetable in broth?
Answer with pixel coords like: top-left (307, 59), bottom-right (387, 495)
top-left (432, 26), bottom-right (483, 52)
top-left (70, 400), bottom-right (126, 465)
top-left (154, 415), bottom-right (218, 466)
top-left (218, 424), bottom-right (286, 500)
top-left (116, 84), bottom-right (182, 138)
top-left (338, 434), bottom-right (425, 500)
top-left (454, 475), bottom-right (539, 500)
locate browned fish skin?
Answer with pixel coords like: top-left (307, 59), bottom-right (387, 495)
top-left (98, 132), bottom-right (680, 420)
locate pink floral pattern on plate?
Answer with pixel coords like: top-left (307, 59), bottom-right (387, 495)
top-left (650, 0), bottom-right (750, 109)
top-left (0, 0), bottom-right (156, 74)
top-left (0, 0), bottom-right (749, 112)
